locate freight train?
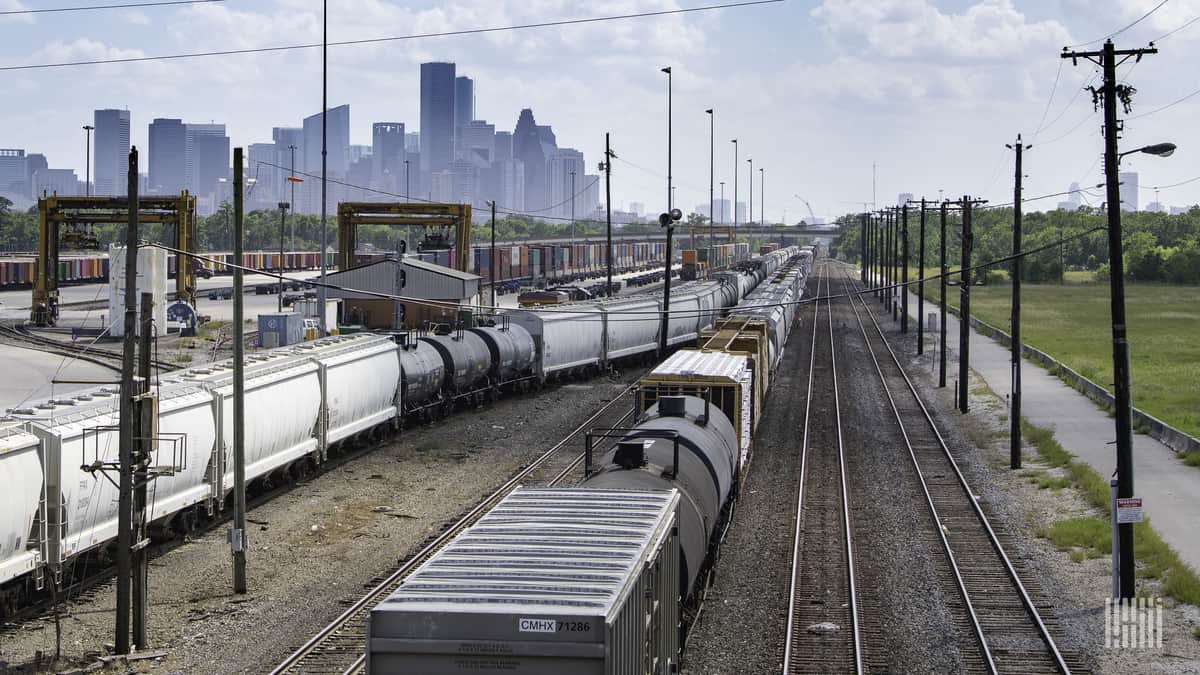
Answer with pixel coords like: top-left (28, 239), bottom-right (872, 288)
top-left (0, 247), bottom-right (801, 615)
top-left (365, 249), bottom-right (814, 673)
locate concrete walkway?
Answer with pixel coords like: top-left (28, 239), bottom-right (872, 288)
top-left (881, 283), bottom-right (1200, 573)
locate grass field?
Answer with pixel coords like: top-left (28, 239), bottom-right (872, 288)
top-left (933, 282), bottom-right (1200, 438)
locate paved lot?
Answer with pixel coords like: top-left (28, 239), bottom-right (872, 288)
top-left (0, 343), bottom-right (116, 411)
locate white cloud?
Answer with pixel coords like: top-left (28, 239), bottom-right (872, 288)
top-left (0, 0), bottom-right (34, 24)
top-left (123, 10), bottom-right (150, 26)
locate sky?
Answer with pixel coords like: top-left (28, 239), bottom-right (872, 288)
top-left (2, 0), bottom-right (1199, 222)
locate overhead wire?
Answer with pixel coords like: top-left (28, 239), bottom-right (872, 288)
top-left (1, 0), bottom-right (784, 71)
top-left (1066, 0), bottom-right (1171, 48)
top-left (0, 0), bottom-right (222, 15)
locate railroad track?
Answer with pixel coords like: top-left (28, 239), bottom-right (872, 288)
top-left (271, 381), bottom-right (642, 675)
top-left (0, 320), bottom-right (178, 374)
top-left (783, 263), bottom-right (863, 674)
top-left (841, 266), bottom-right (1074, 674)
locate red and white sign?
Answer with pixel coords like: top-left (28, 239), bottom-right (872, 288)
top-left (1116, 497), bottom-right (1144, 524)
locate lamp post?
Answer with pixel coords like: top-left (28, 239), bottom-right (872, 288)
top-left (82, 125), bottom-right (93, 196)
top-left (662, 67), bottom-right (672, 212)
top-left (747, 158), bottom-right (753, 226)
top-left (759, 166), bottom-right (764, 225)
top-left (706, 108), bottom-right (714, 267)
top-left (731, 139), bottom-right (738, 229)
top-left (318, 0), bottom-right (328, 337)
top-left (277, 202), bottom-right (289, 311)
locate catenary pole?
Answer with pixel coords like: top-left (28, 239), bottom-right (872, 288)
top-left (860, 212), bottom-right (867, 283)
top-left (115, 147), bottom-right (139, 655)
top-left (605, 133), bottom-right (614, 297)
top-left (232, 147), bottom-right (247, 594)
top-left (707, 109), bottom-right (714, 271)
top-left (901, 203), bottom-right (909, 333)
top-left (133, 290), bottom-right (152, 650)
top-left (318, 0), bottom-right (328, 337)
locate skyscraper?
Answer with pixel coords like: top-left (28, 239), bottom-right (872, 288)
top-left (149, 118), bottom-right (186, 194)
top-left (184, 123), bottom-right (229, 198)
top-left (405, 132), bottom-right (420, 153)
top-left (459, 120), bottom-right (495, 163)
top-left (513, 108), bottom-right (555, 212)
top-left (303, 104), bottom-right (350, 176)
top-left (0, 149), bottom-right (27, 195)
top-left (454, 76), bottom-right (474, 141)
top-left (494, 132), bottom-right (513, 162)
top-left (372, 122), bottom-right (406, 191)
top-left (1119, 172), bottom-right (1139, 211)
top-left (94, 109), bottom-right (131, 196)
top-left (420, 62), bottom-right (456, 177)
top-left (547, 148), bottom-right (585, 220)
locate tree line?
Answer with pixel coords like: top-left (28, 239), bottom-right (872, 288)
top-left (830, 205), bottom-right (1200, 285)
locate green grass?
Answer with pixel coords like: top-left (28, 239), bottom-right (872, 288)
top-left (1179, 452), bottom-right (1200, 468)
top-left (937, 283), bottom-right (1200, 438)
top-left (1022, 419), bottom-right (1200, 605)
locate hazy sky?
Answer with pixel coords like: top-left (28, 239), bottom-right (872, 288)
top-left (2, 0), bottom-right (1197, 221)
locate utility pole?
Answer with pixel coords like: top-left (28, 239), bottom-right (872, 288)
top-left (663, 66), bottom-right (673, 214)
top-left (957, 195), bottom-right (987, 413)
top-left (1063, 39), bottom-right (1159, 600)
top-left (1007, 134), bottom-right (1031, 469)
top-left (318, 0), bottom-right (328, 337)
top-left (603, 133), bottom-right (615, 297)
top-left (884, 208), bottom-right (892, 309)
top-left (915, 198), bottom-right (928, 354)
top-left (231, 147), bottom-right (247, 594)
top-left (860, 212), bottom-right (867, 283)
top-left (132, 291), bottom-right (152, 650)
top-left (873, 212), bottom-right (882, 299)
top-left (901, 203), bottom-right (909, 334)
top-left (939, 201), bottom-right (948, 388)
top-left (570, 170), bottom-right (576, 248)
top-left (892, 207), bottom-right (899, 321)
top-left (759, 166), bottom-right (764, 225)
top-left (490, 200), bottom-right (497, 308)
top-left (115, 147), bottom-right (139, 655)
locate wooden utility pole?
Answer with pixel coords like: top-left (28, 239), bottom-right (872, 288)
top-left (900, 203), bottom-right (909, 334)
top-left (939, 201), bottom-right (948, 388)
top-left (231, 147), bottom-right (248, 594)
top-left (860, 212), bottom-right (868, 283)
top-left (917, 198), bottom-right (928, 354)
top-left (1007, 135), bottom-right (1031, 469)
top-left (1062, 39), bottom-right (1158, 600)
top-left (957, 195), bottom-right (987, 413)
top-left (115, 147), bottom-right (139, 655)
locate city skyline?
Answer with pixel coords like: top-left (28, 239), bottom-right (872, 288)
top-left (3, 2), bottom-right (1200, 220)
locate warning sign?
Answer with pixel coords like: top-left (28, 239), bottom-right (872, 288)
top-left (1117, 497), bottom-right (1144, 524)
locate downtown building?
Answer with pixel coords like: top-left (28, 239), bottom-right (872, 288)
top-left (94, 108), bottom-right (131, 196)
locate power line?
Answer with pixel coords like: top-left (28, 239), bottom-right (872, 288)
top-left (0, 0), bottom-right (222, 15)
top-left (1, 0), bottom-right (783, 71)
top-left (1067, 0), bottom-right (1170, 48)
top-left (1151, 14), bottom-right (1200, 41)
top-left (1127, 85), bottom-right (1200, 120)
top-left (1031, 59), bottom-right (1064, 140)
top-left (1142, 174), bottom-right (1200, 190)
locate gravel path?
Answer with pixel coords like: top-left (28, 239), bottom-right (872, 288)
top-left (0, 372), bottom-right (639, 674)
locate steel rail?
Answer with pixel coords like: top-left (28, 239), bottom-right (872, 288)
top-left (782, 264), bottom-right (864, 674)
top-left (270, 379), bottom-right (643, 675)
top-left (841, 265), bottom-right (1070, 674)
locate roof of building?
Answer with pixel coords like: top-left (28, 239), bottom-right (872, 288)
top-left (325, 256), bottom-right (480, 301)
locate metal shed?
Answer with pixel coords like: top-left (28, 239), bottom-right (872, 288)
top-left (325, 257), bottom-right (481, 329)
top-left (367, 486), bottom-right (681, 675)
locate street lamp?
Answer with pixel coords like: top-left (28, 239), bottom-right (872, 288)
top-left (731, 139), bottom-right (738, 229)
top-left (759, 166), bottom-right (764, 226)
top-left (287, 144), bottom-right (297, 251)
top-left (706, 108), bottom-right (714, 270)
top-left (720, 181), bottom-right (726, 230)
top-left (747, 158), bottom-right (753, 226)
top-left (82, 125), bottom-right (94, 196)
top-left (1119, 142), bottom-right (1176, 160)
top-left (663, 67), bottom-right (673, 212)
